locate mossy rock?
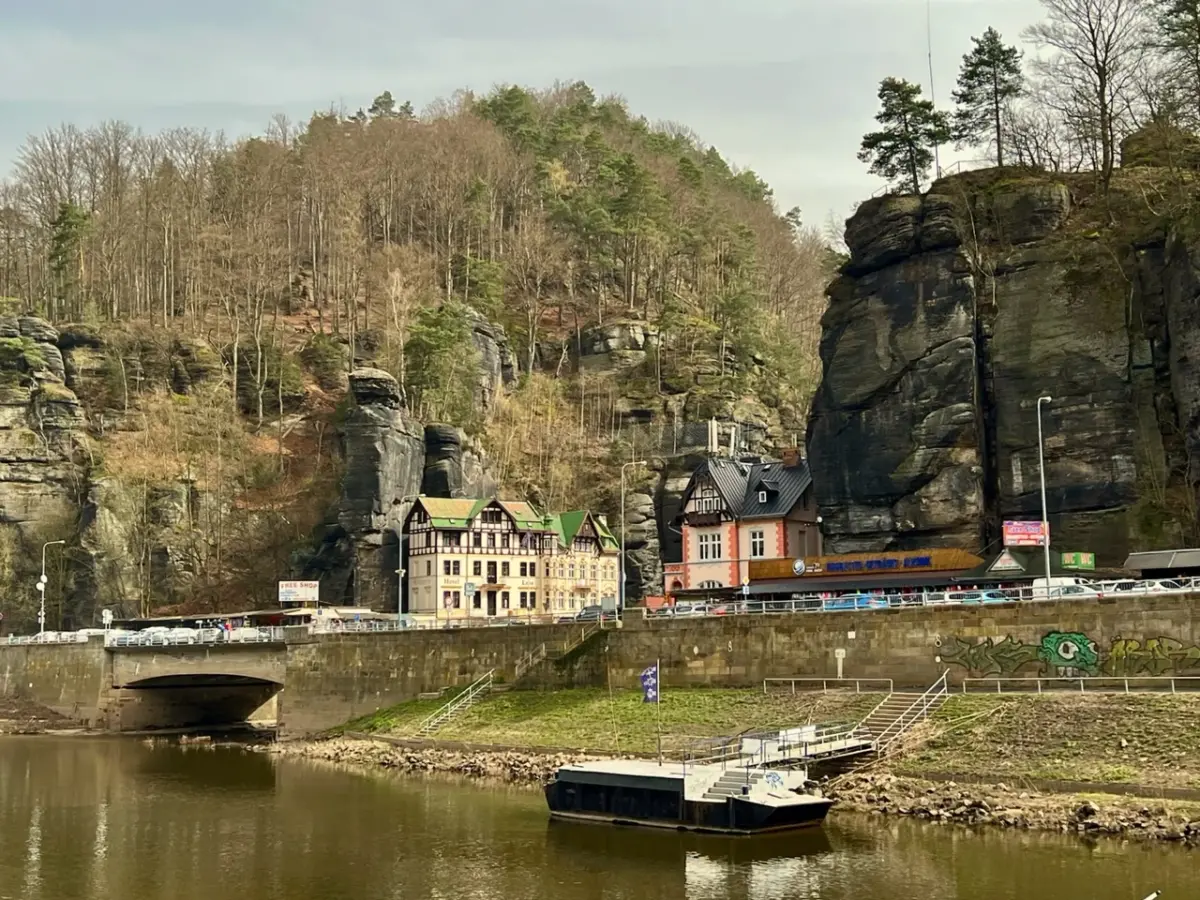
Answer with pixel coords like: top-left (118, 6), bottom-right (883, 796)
top-left (0, 337), bottom-right (46, 382)
top-left (300, 334), bottom-right (349, 390)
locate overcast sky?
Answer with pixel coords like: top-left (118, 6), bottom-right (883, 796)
top-left (0, 0), bottom-right (1047, 229)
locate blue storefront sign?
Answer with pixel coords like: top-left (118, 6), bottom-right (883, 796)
top-left (825, 555), bottom-right (933, 574)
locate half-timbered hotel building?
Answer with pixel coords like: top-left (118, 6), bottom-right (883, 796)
top-left (403, 497), bottom-right (620, 620)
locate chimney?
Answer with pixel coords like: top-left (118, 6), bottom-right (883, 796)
top-left (596, 514), bottom-right (608, 526)
top-left (781, 447), bottom-right (801, 468)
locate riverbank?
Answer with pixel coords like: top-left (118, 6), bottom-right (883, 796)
top-left (0, 697), bottom-right (78, 734)
top-left (290, 687), bottom-right (1200, 845)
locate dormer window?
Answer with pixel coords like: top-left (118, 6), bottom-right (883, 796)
top-left (758, 490), bottom-right (768, 504)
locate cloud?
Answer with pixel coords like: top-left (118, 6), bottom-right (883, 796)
top-left (0, 0), bottom-right (1049, 222)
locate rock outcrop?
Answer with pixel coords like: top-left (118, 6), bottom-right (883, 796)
top-left (808, 170), bottom-right (1199, 561)
top-left (421, 424), bottom-right (496, 499)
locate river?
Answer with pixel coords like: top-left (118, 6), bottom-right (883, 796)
top-left (0, 737), bottom-right (1188, 900)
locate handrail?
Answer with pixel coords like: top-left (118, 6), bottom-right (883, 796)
top-left (962, 675), bottom-right (1200, 694)
top-left (411, 668), bottom-right (494, 736)
top-left (873, 670), bottom-right (949, 752)
top-left (762, 677), bottom-right (893, 695)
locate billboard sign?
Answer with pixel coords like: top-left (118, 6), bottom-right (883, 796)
top-left (1060, 551), bottom-right (1096, 571)
top-left (278, 580), bottom-right (319, 606)
top-left (1002, 520), bottom-right (1048, 547)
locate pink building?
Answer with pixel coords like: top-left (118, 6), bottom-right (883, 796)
top-left (667, 451), bottom-right (821, 596)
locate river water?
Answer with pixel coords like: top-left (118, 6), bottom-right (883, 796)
top-left (0, 737), bottom-right (1189, 900)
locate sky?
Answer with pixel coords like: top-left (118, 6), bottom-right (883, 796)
top-left (0, 0), bottom-right (1047, 231)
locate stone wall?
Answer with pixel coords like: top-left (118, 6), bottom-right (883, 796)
top-left (10, 596), bottom-right (1200, 735)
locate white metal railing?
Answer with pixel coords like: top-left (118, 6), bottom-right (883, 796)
top-left (763, 677), bottom-right (893, 695)
top-left (104, 627), bottom-right (286, 648)
top-left (961, 676), bottom-right (1200, 694)
top-left (412, 669), bottom-right (495, 737)
top-left (871, 670), bottom-right (950, 753)
top-left (5, 632), bottom-right (91, 646)
top-left (683, 722), bottom-right (873, 770)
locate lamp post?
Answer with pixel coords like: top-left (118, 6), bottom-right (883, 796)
top-left (1036, 396), bottom-right (1053, 599)
top-left (620, 461), bottom-right (647, 612)
top-left (394, 494), bottom-right (421, 622)
top-left (37, 540), bottom-right (65, 634)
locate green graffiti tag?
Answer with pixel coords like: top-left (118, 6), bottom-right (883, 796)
top-left (1105, 637), bottom-right (1200, 677)
top-left (936, 631), bottom-right (1099, 676)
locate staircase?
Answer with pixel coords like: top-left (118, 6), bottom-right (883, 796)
top-left (703, 770), bottom-right (765, 800)
top-left (513, 621), bottom-right (607, 682)
top-left (410, 669), bottom-right (495, 738)
top-left (857, 670), bottom-right (950, 754)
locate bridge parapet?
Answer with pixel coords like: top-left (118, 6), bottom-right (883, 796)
top-left (108, 642), bottom-right (287, 688)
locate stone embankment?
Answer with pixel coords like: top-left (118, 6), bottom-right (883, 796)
top-left (831, 772), bottom-right (1200, 845)
top-left (267, 737), bottom-right (593, 785)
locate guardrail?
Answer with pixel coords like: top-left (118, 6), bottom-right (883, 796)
top-left (961, 676), bottom-right (1200, 694)
top-left (763, 677), bottom-right (893, 695)
top-left (873, 670), bottom-right (949, 753)
top-left (104, 627), bottom-right (287, 647)
top-left (4, 632), bottom-right (91, 646)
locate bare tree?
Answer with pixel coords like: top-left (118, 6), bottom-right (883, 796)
top-left (1024, 0), bottom-right (1151, 185)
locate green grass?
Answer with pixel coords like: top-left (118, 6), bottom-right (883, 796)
top-left (897, 693), bottom-right (1200, 788)
top-left (330, 687), bottom-right (882, 755)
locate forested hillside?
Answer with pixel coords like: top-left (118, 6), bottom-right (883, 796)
top-left (0, 82), bottom-right (831, 622)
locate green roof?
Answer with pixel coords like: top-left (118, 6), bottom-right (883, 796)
top-left (554, 510), bottom-right (620, 551)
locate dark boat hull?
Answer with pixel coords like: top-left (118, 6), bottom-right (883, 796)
top-left (544, 780), bottom-right (833, 835)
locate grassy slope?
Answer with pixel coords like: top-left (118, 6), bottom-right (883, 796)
top-left (897, 693), bottom-right (1200, 789)
top-left (332, 688), bottom-right (882, 756)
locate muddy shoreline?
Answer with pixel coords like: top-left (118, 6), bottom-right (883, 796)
top-left (270, 736), bottom-right (1200, 846)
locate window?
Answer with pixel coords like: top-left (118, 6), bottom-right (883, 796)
top-left (443, 560), bottom-right (451, 576)
top-left (696, 493), bottom-right (721, 514)
top-left (501, 562), bottom-right (510, 577)
top-left (556, 592), bottom-right (564, 609)
top-left (545, 563), bottom-right (552, 577)
top-left (442, 590), bottom-right (451, 608)
top-left (473, 532), bottom-right (482, 547)
top-left (519, 591), bottom-right (528, 609)
top-left (698, 532), bottom-right (722, 561)
top-left (698, 580), bottom-right (722, 589)
top-left (569, 564), bottom-right (575, 579)
top-left (425, 561), bottom-right (431, 577)
top-left (452, 560), bottom-right (461, 576)
top-left (481, 508), bottom-right (502, 525)
top-left (501, 534), bottom-right (510, 548)
top-left (750, 529), bottom-right (765, 559)
top-left (531, 591), bottom-right (538, 608)
top-left (501, 591), bottom-right (511, 609)
top-left (558, 566), bottom-right (565, 578)
top-left (472, 592), bottom-right (482, 609)
top-left (487, 533), bottom-right (496, 548)
top-left (591, 566), bottom-right (598, 581)
top-left (519, 562), bottom-right (527, 577)
top-left (473, 561), bottom-right (482, 577)
top-left (452, 591), bottom-right (461, 609)
top-left (444, 531), bottom-right (462, 547)
top-left (758, 491), bottom-right (768, 504)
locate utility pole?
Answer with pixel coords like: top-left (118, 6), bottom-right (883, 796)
top-left (1036, 396), bottom-right (1053, 599)
top-left (38, 540), bottom-right (65, 634)
top-left (620, 461), bottom-right (647, 612)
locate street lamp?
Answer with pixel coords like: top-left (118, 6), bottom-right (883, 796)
top-left (37, 540), bottom-right (65, 634)
top-left (1036, 396), bottom-right (1053, 599)
top-left (394, 494), bottom-right (422, 621)
top-left (620, 461), bottom-right (647, 612)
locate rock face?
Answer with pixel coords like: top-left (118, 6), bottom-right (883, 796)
top-left (421, 424), bottom-right (496, 499)
top-left (808, 171), bottom-right (1200, 562)
top-left (464, 307), bottom-right (516, 412)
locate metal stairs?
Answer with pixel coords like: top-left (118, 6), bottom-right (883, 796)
top-left (856, 670), bottom-right (950, 754)
top-left (702, 770), bottom-right (765, 799)
top-left (513, 621), bottom-right (607, 681)
top-left (411, 669), bottom-right (495, 738)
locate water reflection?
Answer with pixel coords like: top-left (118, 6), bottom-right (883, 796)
top-left (0, 738), bottom-right (1190, 900)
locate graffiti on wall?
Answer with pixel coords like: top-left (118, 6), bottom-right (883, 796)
top-left (935, 633), bottom-right (1200, 678)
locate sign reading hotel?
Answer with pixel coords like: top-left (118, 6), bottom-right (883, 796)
top-left (278, 580), bottom-right (319, 606)
top-left (1002, 520), bottom-right (1048, 547)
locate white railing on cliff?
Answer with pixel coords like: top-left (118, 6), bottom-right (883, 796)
top-left (411, 669), bottom-right (495, 738)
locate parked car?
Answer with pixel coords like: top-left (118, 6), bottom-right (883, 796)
top-left (953, 590), bottom-right (1011, 605)
top-left (669, 603), bottom-right (709, 617)
top-left (164, 627), bottom-right (199, 644)
top-left (823, 594), bottom-right (887, 611)
top-left (1049, 584), bottom-right (1105, 600)
top-left (575, 605), bottom-right (619, 622)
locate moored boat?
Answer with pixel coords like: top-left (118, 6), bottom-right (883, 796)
top-left (544, 758), bottom-right (833, 835)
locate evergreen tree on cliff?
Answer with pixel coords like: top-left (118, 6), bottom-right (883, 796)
top-left (858, 78), bottom-right (951, 194)
top-left (951, 28), bottom-right (1024, 166)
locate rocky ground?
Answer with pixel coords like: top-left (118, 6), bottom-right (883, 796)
top-left (829, 771), bottom-right (1200, 846)
top-left (0, 698), bottom-right (77, 734)
top-left (267, 737), bottom-right (594, 785)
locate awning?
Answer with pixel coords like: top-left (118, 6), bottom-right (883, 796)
top-left (1124, 548), bottom-right (1200, 571)
top-left (746, 570), bottom-right (979, 595)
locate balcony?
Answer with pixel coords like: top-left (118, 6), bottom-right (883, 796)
top-left (684, 511), bottom-right (721, 527)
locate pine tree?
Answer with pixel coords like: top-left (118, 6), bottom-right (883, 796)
top-left (858, 78), bottom-right (952, 194)
top-left (951, 28), bottom-right (1025, 166)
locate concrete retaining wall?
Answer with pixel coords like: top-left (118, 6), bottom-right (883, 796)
top-left (3, 595), bottom-right (1200, 734)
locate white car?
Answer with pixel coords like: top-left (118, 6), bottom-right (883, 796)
top-left (1049, 584), bottom-right (1104, 600)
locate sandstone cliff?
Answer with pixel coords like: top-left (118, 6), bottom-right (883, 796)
top-left (808, 166), bottom-right (1198, 563)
